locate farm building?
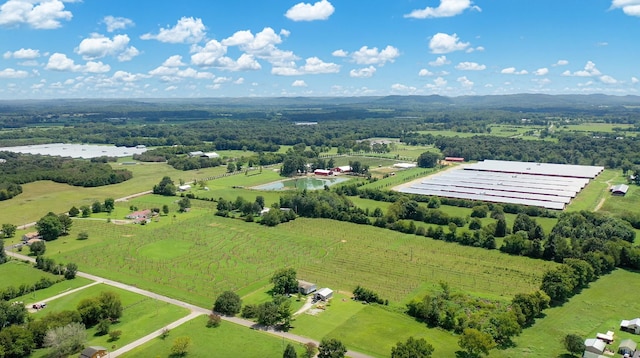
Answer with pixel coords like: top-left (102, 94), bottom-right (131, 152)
top-left (126, 209), bottom-right (152, 224)
top-left (582, 352), bottom-right (607, 358)
top-left (26, 238), bottom-right (43, 246)
top-left (444, 157), bottom-right (465, 162)
top-left (333, 166), bottom-right (352, 173)
top-left (397, 160), bottom-right (604, 210)
top-left (584, 338), bottom-right (606, 355)
top-left (298, 280), bottom-right (317, 295)
top-left (260, 207), bottom-right (270, 216)
top-left (619, 339), bottom-right (638, 356)
top-left (188, 151), bottom-right (204, 157)
top-left (79, 346), bottom-right (108, 358)
top-left (314, 169), bottom-right (333, 176)
top-left (178, 184), bottom-right (191, 191)
top-left (596, 331), bottom-right (614, 344)
top-left (393, 163), bottom-right (417, 169)
top-left (611, 184), bottom-right (629, 196)
top-left (315, 288), bottom-right (333, 301)
top-left (621, 318), bottom-right (640, 334)
top-left (22, 232), bottom-right (41, 242)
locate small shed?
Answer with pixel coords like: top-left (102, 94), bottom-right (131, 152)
top-left (596, 331), bottom-right (614, 344)
top-left (332, 166), bottom-right (351, 173)
top-left (178, 184), bottom-right (191, 191)
top-left (584, 338), bottom-right (606, 355)
top-left (298, 280), bottom-right (317, 295)
top-left (260, 207), bottom-right (270, 216)
top-left (393, 163), bottom-right (417, 169)
top-left (22, 232), bottom-right (41, 242)
top-left (315, 287), bottom-right (333, 301)
top-left (203, 152), bottom-right (220, 158)
top-left (582, 352), bottom-right (607, 358)
top-left (188, 151), bottom-right (204, 157)
top-left (444, 157), bottom-right (465, 162)
top-left (314, 169), bottom-right (332, 176)
top-left (611, 184), bottom-right (630, 196)
top-left (619, 339), bottom-right (638, 356)
top-left (621, 318), bottom-right (640, 334)
top-left (79, 346), bottom-right (108, 358)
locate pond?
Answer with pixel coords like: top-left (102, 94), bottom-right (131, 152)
top-left (253, 176), bottom-right (350, 191)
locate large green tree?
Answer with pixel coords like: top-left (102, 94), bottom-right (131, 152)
top-left (44, 322), bottom-right (86, 358)
top-left (1, 223), bottom-right (16, 238)
top-left (271, 267), bottom-right (298, 295)
top-left (318, 338), bottom-right (347, 358)
top-left (283, 343), bottom-right (298, 358)
top-left (213, 291), bottom-right (242, 316)
top-left (391, 336), bottom-right (434, 358)
top-left (564, 334), bottom-right (584, 357)
top-left (153, 176), bottom-right (176, 196)
top-left (35, 212), bottom-right (63, 241)
top-left (0, 239), bottom-right (6, 264)
top-left (458, 328), bottom-right (496, 357)
top-left (0, 325), bottom-right (35, 358)
top-left (417, 151), bottom-right (440, 168)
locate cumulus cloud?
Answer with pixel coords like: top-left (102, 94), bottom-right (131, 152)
top-left (3, 48), bottom-right (40, 59)
top-left (501, 67), bottom-right (528, 75)
top-left (350, 66), bottom-right (376, 78)
top-left (141, 17), bottom-right (205, 43)
top-left (611, 0), bottom-right (640, 17)
top-left (455, 61), bottom-right (485, 71)
top-left (45, 53), bottom-right (110, 73)
top-left (534, 68), bottom-right (549, 76)
top-left (332, 49), bottom-right (348, 57)
top-left (405, 0), bottom-right (480, 19)
top-left (163, 55), bottom-right (186, 67)
top-left (76, 33), bottom-right (139, 62)
top-left (221, 27), bottom-right (297, 67)
top-left (165, 85), bottom-right (177, 91)
top-left (0, 0), bottom-right (72, 29)
top-left (563, 61), bottom-right (601, 77)
top-left (553, 59), bottom-right (569, 66)
top-left (272, 57), bottom-right (339, 76)
top-left (418, 68), bottom-right (434, 76)
top-left (457, 76), bottom-right (473, 88)
top-left (285, 0), bottom-right (334, 21)
top-left (103, 15), bottom-right (134, 32)
top-left (391, 83), bottom-right (417, 93)
top-left (429, 33), bottom-right (470, 54)
top-left (633, 77), bottom-right (639, 84)
top-left (600, 75), bottom-right (617, 84)
top-left (425, 77), bottom-right (448, 90)
top-left (190, 38), bottom-right (262, 72)
top-left (351, 45), bottom-right (399, 66)
top-left (429, 55), bottom-right (450, 66)
top-left (292, 80), bottom-right (307, 87)
top-left (0, 68), bottom-right (29, 78)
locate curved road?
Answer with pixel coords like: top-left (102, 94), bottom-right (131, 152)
top-left (5, 251), bottom-right (372, 358)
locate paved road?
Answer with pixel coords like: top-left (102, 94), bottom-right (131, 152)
top-left (25, 281), bottom-right (101, 309)
top-left (5, 251), bottom-right (372, 358)
top-left (114, 190), bottom-right (153, 202)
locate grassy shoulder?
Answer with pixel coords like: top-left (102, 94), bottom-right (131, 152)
top-left (0, 259), bottom-right (61, 290)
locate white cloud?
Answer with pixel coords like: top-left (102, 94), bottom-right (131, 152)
top-left (564, 61), bottom-right (601, 77)
top-left (76, 33), bottom-right (139, 62)
top-left (45, 53), bottom-right (110, 73)
top-left (103, 16), bottom-right (133, 32)
top-left (632, 77), bottom-right (639, 84)
top-left (429, 33), bottom-right (470, 54)
top-left (332, 49), bottom-right (348, 57)
top-left (0, 68), bottom-right (29, 78)
top-left (553, 59), bottom-right (569, 66)
top-left (405, 0), bottom-right (480, 19)
top-left (532, 78), bottom-right (551, 86)
top-left (457, 76), bottom-right (474, 88)
top-left (350, 66), bottom-right (376, 78)
top-left (455, 62), bottom-right (485, 71)
top-left (611, 0), bottom-right (640, 17)
top-left (3, 48), bottom-right (40, 59)
top-left (534, 68), bottom-right (549, 76)
top-left (292, 80), bottom-right (307, 87)
top-left (391, 83), bottom-right (417, 93)
top-left (596, 41), bottom-right (608, 47)
top-left (141, 17), bottom-right (205, 43)
top-left (272, 57), bottom-right (339, 76)
top-left (285, 0), bottom-right (334, 21)
top-left (213, 77), bottom-right (231, 84)
top-left (418, 68), bottom-right (433, 76)
top-left (425, 77), bottom-right (448, 89)
top-left (501, 67), bottom-right (528, 75)
top-left (221, 27), bottom-right (297, 66)
top-left (429, 55), bottom-right (450, 66)
top-left (600, 75), bottom-right (617, 84)
top-left (234, 77), bottom-right (244, 84)
top-left (165, 85), bottom-right (177, 91)
top-left (351, 45), bottom-right (399, 66)
top-left (163, 55), bottom-right (186, 67)
top-left (0, 0), bottom-right (72, 29)
top-left (112, 70), bottom-right (145, 82)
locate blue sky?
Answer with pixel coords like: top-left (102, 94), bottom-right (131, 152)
top-left (0, 0), bottom-right (639, 99)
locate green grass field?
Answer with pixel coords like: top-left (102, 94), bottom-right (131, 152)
top-left (121, 316), bottom-right (309, 358)
top-left (0, 259), bottom-right (61, 290)
top-left (568, 169), bottom-right (620, 212)
top-left (10, 277), bottom-right (94, 304)
top-left (491, 269), bottom-right (640, 358)
top-left (30, 283), bottom-right (189, 358)
top-left (555, 122), bottom-right (635, 133)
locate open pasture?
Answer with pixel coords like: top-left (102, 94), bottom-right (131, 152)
top-left (10, 276), bottom-right (93, 304)
top-left (492, 269), bottom-right (640, 358)
top-left (567, 169), bottom-right (619, 212)
top-left (0, 259), bottom-right (60, 290)
top-left (48, 215), bottom-right (557, 309)
top-left (555, 122), bottom-right (635, 133)
top-left (121, 315), bottom-right (308, 358)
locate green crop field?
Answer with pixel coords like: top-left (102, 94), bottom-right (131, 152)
top-left (121, 316), bottom-right (309, 358)
top-left (555, 122), bottom-right (635, 133)
top-left (0, 259), bottom-right (61, 290)
top-left (492, 269), bottom-right (640, 358)
top-left (46, 214), bottom-right (557, 311)
top-left (30, 283), bottom-right (189, 358)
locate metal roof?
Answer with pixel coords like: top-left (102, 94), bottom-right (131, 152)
top-left (466, 160), bottom-right (604, 178)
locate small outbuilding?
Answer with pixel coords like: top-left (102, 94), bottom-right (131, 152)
top-left (315, 287), bottom-right (333, 301)
top-left (203, 152), bottom-right (220, 159)
top-left (79, 346), bottom-right (108, 358)
top-left (188, 151), bottom-right (204, 157)
top-left (393, 163), bottom-right (417, 169)
top-left (621, 318), bottom-right (640, 334)
top-left (22, 232), bottom-right (41, 242)
top-left (611, 184), bottom-right (630, 196)
top-left (596, 331), bottom-right (614, 344)
top-left (444, 157), bottom-right (465, 162)
top-left (178, 184), bottom-right (191, 191)
top-left (584, 338), bottom-right (606, 355)
top-left (332, 166), bottom-right (352, 173)
top-left (619, 339), bottom-right (638, 356)
top-left (298, 280), bottom-right (317, 295)
top-left (314, 169), bottom-right (333, 176)
top-left (582, 352), bottom-right (607, 358)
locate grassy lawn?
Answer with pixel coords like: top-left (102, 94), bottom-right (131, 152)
top-left (30, 283), bottom-right (189, 357)
top-left (121, 316), bottom-right (309, 358)
top-left (0, 259), bottom-right (61, 290)
top-left (10, 277), bottom-right (94, 304)
top-left (491, 269), bottom-right (640, 358)
top-left (568, 169), bottom-right (619, 212)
